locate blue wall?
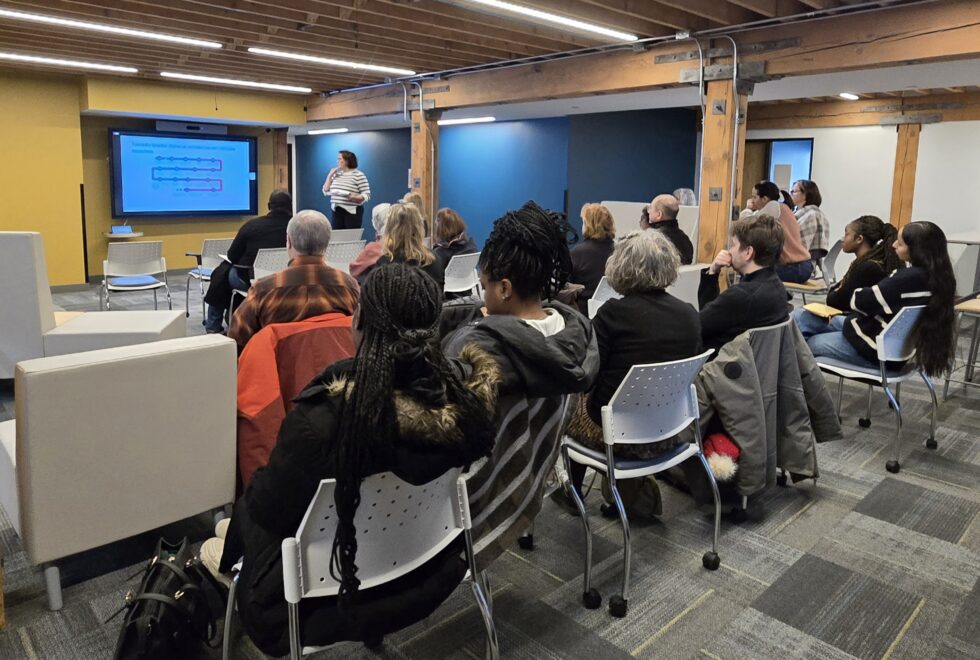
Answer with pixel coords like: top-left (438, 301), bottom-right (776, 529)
top-left (438, 118), bottom-right (569, 248)
top-left (567, 108), bottom-right (697, 236)
top-left (295, 129), bottom-right (410, 240)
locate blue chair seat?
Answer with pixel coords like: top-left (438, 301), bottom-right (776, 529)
top-left (108, 275), bottom-right (161, 287)
top-left (189, 267), bottom-right (213, 279)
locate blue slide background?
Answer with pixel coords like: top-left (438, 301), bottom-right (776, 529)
top-left (116, 134), bottom-right (254, 213)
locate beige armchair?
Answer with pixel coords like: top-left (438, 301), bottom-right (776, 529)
top-left (0, 232), bottom-right (185, 379)
top-left (0, 335), bottom-right (238, 610)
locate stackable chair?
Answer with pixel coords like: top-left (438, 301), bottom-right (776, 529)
top-left (324, 240), bottom-right (367, 274)
top-left (783, 240), bottom-right (843, 303)
top-left (330, 228), bottom-right (363, 242)
top-left (185, 237), bottom-right (234, 317)
top-left (587, 277), bottom-right (623, 319)
top-left (222, 470), bottom-right (498, 660)
top-left (444, 252), bottom-right (481, 296)
top-left (815, 306), bottom-right (937, 473)
top-left (943, 294), bottom-right (980, 399)
top-left (561, 350), bottom-right (720, 618)
top-left (102, 241), bottom-right (172, 310)
top-left (228, 247), bottom-right (290, 317)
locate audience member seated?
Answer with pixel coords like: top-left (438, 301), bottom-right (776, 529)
top-left (433, 207), bottom-right (478, 270)
top-left (570, 203), bottom-right (616, 304)
top-left (558, 230), bottom-right (702, 511)
top-left (204, 190), bottom-right (293, 334)
top-left (673, 187), bottom-right (697, 206)
top-left (791, 179), bottom-right (831, 264)
top-left (793, 215), bottom-right (898, 334)
top-left (400, 191), bottom-right (429, 229)
top-left (365, 203), bottom-right (445, 288)
top-left (228, 210), bottom-right (359, 350)
top-left (741, 181), bottom-right (812, 283)
top-left (443, 200), bottom-right (598, 563)
top-left (803, 221), bottom-right (955, 376)
top-left (699, 214), bottom-right (789, 353)
top-left (206, 263), bottom-right (499, 656)
top-left (643, 194), bottom-right (694, 264)
top-left (348, 203), bottom-right (391, 279)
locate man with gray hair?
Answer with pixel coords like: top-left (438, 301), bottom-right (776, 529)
top-left (643, 193), bottom-right (694, 265)
top-left (228, 209), bottom-right (359, 349)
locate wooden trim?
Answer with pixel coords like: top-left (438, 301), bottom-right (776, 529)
top-left (410, 110), bottom-right (439, 234)
top-left (273, 128), bottom-right (289, 191)
top-left (748, 92), bottom-right (980, 129)
top-left (889, 124), bottom-right (920, 230)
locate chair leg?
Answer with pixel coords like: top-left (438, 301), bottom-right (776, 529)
top-left (605, 463), bottom-right (631, 618)
top-left (859, 384), bottom-right (873, 428)
top-left (836, 376), bottom-right (844, 417)
top-left (517, 522), bottom-right (534, 551)
top-left (883, 381), bottom-right (903, 473)
top-left (44, 564), bottom-right (62, 611)
top-left (968, 316), bottom-right (980, 382)
top-left (562, 447), bottom-right (600, 609)
top-left (153, 288), bottom-right (158, 310)
top-left (921, 371), bottom-right (939, 450)
top-left (287, 601), bottom-right (301, 660)
top-left (696, 453), bottom-right (721, 570)
top-left (200, 278), bottom-right (207, 317)
top-left (164, 283), bottom-right (172, 311)
top-left (222, 573), bottom-right (239, 660)
top-left (185, 275), bottom-right (192, 318)
top-left (470, 572), bottom-right (499, 660)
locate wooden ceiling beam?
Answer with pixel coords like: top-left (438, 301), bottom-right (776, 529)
top-left (653, 0), bottom-right (760, 25)
top-left (575, 0), bottom-right (712, 32)
top-left (748, 91), bottom-right (980, 128)
top-left (726, 0), bottom-right (814, 18)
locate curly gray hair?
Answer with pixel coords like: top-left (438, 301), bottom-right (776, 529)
top-left (605, 230), bottom-right (680, 294)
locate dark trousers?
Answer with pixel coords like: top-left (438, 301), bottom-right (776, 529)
top-left (332, 205), bottom-right (364, 230)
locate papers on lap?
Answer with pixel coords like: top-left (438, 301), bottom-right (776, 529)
top-left (804, 302), bottom-right (844, 319)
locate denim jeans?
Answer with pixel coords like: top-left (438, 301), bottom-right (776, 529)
top-left (204, 267), bottom-right (250, 332)
top-left (776, 260), bottom-right (814, 284)
top-left (799, 312), bottom-right (876, 366)
top-left (792, 307), bottom-right (843, 339)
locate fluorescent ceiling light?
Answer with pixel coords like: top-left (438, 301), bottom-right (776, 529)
top-left (839, 92), bottom-right (860, 100)
top-left (160, 72), bottom-right (312, 94)
top-left (437, 116), bottom-right (496, 126)
top-left (307, 127), bottom-right (349, 135)
top-left (0, 7), bottom-right (221, 49)
top-left (461, 0), bottom-right (636, 42)
top-left (0, 51), bottom-right (137, 73)
top-left (248, 47), bottom-right (415, 77)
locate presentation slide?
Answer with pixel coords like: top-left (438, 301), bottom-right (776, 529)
top-left (111, 132), bottom-right (257, 216)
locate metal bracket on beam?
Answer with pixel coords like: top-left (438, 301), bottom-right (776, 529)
top-left (410, 85), bottom-right (449, 95)
top-left (655, 38), bottom-right (800, 64)
top-left (880, 113), bottom-right (942, 125)
top-left (680, 61), bottom-right (766, 83)
top-left (407, 100), bottom-right (436, 111)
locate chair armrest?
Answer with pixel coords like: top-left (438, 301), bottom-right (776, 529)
top-left (185, 252), bottom-right (203, 266)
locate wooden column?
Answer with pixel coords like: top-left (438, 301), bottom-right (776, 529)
top-left (698, 80), bottom-right (749, 264)
top-left (410, 109), bottom-right (440, 235)
top-left (889, 123), bottom-right (921, 230)
top-left (272, 127), bottom-right (289, 192)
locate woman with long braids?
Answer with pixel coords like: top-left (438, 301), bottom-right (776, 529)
top-left (205, 263), bottom-right (500, 656)
top-left (805, 221), bottom-right (956, 376)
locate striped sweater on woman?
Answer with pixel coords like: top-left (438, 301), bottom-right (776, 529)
top-left (842, 264), bottom-right (930, 363)
top-left (322, 169), bottom-right (370, 214)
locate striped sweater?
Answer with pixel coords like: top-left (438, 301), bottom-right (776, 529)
top-left (842, 264), bottom-right (930, 363)
top-left (322, 168), bottom-right (370, 213)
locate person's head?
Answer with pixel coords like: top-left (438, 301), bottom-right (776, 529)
top-left (581, 203), bottom-right (615, 241)
top-left (401, 192), bottom-right (424, 211)
top-left (791, 179), bottom-right (822, 208)
top-left (649, 194), bottom-right (680, 223)
top-left (729, 213), bottom-right (784, 273)
top-left (337, 150), bottom-right (357, 170)
top-left (843, 215), bottom-right (900, 269)
top-left (383, 203), bottom-right (433, 266)
top-left (268, 189), bottom-right (292, 214)
top-left (286, 210), bottom-right (331, 258)
top-left (895, 221), bottom-right (956, 376)
top-left (434, 207), bottom-right (467, 243)
top-left (780, 190), bottom-right (794, 208)
top-left (752, 181), bottom-right (781, 207)
top-left (673, 188), bottom-right (697, 206)
top-left (332, 262), bottom-right (495, 609)
top-left (371, 203), bottom-right (392, 237)
top-left (479, 200), bottom-right (573, 316)
top-left (606, 230), bottom-right (679, 295)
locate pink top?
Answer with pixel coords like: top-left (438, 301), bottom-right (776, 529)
top-left (349, 241), bottom-right (383, 279)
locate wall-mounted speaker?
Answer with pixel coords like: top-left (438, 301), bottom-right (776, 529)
top-left (154, 120), bottom-right (228, 135)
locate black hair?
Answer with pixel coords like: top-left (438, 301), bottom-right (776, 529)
top-left (339, 150), bottom-right (358, 168)
top-left (329, 262), bottom-right (494, 610)
top-left (780, 190), bottom-right (794, 208)
top-left (850, 215), bottom-right (901, 273)
top-left (478, 200), bottom-right (574, 300)
top-left (755, 180), bottom-right (780, 203)
top-left (901, 221), bottom-right (956, 377)
top-left (268, 189), bottom-right (292, 211)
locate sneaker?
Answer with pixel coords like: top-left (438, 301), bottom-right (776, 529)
top-left (548, 485), bottom-right (582, 517)
top-left (200, 537), bottom-right (233, 589)
top-left (215, 518), bottom-right (230, 540)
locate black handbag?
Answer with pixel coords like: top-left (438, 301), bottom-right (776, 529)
top-left (111, 537), bottom-right (224, 660)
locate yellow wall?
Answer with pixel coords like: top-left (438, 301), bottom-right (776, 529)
top-left (0, 73), bottom-right (86, 285)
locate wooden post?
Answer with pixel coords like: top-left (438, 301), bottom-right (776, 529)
top-left (272, 127), bottom-right (289, 192)
top-left (410, 109), bottom-right (440, 236)
top-left (889, 123), bottom-right (921, 230)
top-left (698, 80), bottom-right (749, 264)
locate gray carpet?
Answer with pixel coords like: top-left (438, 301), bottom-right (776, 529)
top-left (1, 283), bottom-right (978, 659)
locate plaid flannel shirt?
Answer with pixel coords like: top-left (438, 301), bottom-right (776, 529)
top-left (796, 205), bottom-right (831, 255)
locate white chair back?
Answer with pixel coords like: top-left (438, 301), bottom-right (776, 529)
top-left (201, 238), bottom-right (234, 271)
top-left (330, 228), bottom-right (363, 243)
top-left (444, 252), bottom-right (481, 293)
top-left (601, 201), bottom-right (647, 238)
top-left (587, 276), bottom-right (623, 319)
top-left (877, 306), bottom-right (923, 362)
top-left (601, 350), bottom-right (713, 445)
top-left (324, 240), bottom-right (367, 274)
top-left (0, 232), bottom-right (56, 376)
top-left (105, 241), bottom-right (166, 277)
top-left (667, 263), bottom-right (706, 309)
top-left (821, 239), bottom-right (844, 286)
top-left (677, 205), bottom-right (699, 246)
top-left (252, 247), bottom-right (290, 281)
top-left (283, 469), bottom-right (466, 599)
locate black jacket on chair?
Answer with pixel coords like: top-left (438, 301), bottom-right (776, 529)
top-left (203, 209), bottom-right (291, 308)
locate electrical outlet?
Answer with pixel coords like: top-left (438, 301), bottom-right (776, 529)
top-left (709, 187), bottom-right (723, 201)
top-left (712, 99), bottom-right (727, 115)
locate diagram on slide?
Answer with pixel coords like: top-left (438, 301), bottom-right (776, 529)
top-left (151, 156), bottom-right (224, 193)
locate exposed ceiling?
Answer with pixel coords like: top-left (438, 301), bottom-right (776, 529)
top-left (0, 0), bottom-right (923, 94)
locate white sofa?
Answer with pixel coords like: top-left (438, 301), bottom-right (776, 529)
top-left (0, 232), bottom-right (185, 379)
top-left (0, 335), bottom-right (238, 610)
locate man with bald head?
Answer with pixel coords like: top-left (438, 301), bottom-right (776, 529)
top-left (642, 194), bottom-right (694, 264)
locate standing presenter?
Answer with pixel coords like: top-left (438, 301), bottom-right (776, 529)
top-left (322, 150), bottom-right (371, 230)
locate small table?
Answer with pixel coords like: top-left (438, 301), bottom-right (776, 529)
top-left (103, 232), bottom-right (144, 240)
top-left (947, 231), bottom-right (980, 294)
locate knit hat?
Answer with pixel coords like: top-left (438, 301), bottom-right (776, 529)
top-left (703, 432), bottom-right (740, 481)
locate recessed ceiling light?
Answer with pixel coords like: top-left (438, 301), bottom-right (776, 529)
top-left (248, 47), bottom-right (416, 77)
top-left (839, 92), bottom-right (860, 100)
top-left (160, 72), bottom-right (311, 94)
top-left (0, 8), bottom-right (221, 49)
top-left (0, 51), bottom-right (137, 73)
top-left (437, 116), bottom-right (496, 126)
top-left (307, 128), bottom-right (349, 135)
top-left (461, 0), bottom-right (637, 42)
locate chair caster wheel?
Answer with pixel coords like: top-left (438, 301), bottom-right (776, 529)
top-left (184, 311), bottom-right (190, 318)
top-left (608, 596), bottom-right (628, 618)
top-left (517, 534), bottom-right (534, 551)
top-left (776, 473), bottom-right (788, 487)
top-left (858, 418), bottom-right (871, 428)
top-left (925, 437), bottom-right (938, 450)
top-left (364, 634), bottom-right (383, 649)
top-left (885, 460), bottom-right (900, 474)
top-left (731, 507), bottom-right (747, 523)
top-left (582, 589), bottom-right (602, 609)
top-left (702, 552), bottom-right (720, 571)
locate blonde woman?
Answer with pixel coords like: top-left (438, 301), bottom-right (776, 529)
top-left (570, 203), bottom-right (616, 302)
top-left (369, 203), bottom-right (445, 287)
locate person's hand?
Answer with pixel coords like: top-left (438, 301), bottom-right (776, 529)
top-left (745, 197), bottom-right (756, 211)
top-left (709, 249), bottom-right (732, 275)
top-left (327, 167), bottom-right (339, 180)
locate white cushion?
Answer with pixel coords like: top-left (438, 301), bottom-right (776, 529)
top-left (0, 232), bottom-right (56, 377)
top-left (0, 419), bottom-right (19, 536)
top-left (43, 311), bottom-right (185, 357)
